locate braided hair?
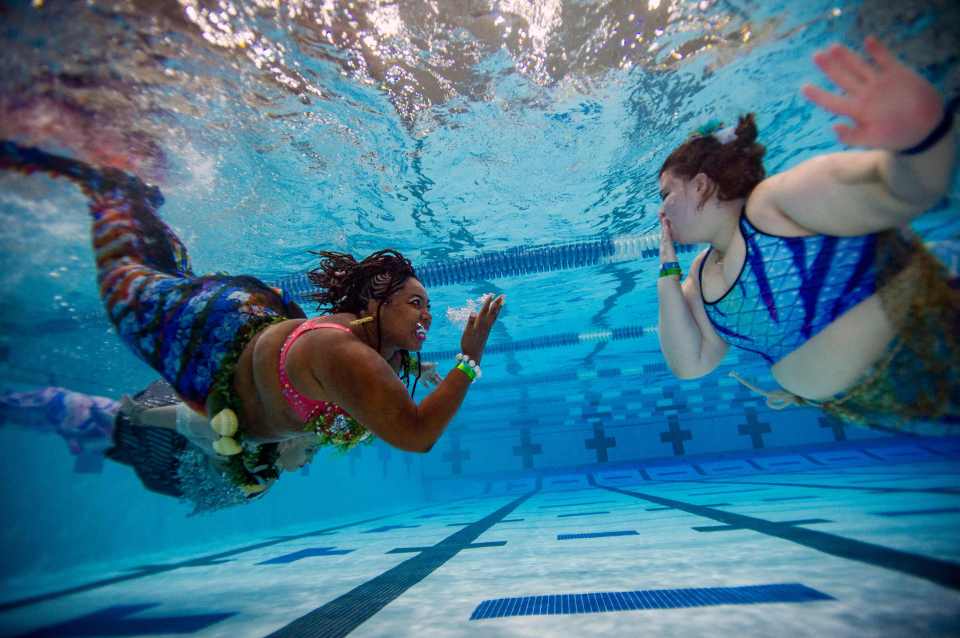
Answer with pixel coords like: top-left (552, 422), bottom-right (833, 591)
top-left (659, 113), bottom-right (766, 203)
top-left (307, 249), bottom-right (422, 396)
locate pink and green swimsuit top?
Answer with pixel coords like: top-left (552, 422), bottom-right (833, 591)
top-left (278, 318), bottom-right (372, 450)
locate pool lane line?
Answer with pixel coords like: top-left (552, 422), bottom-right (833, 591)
top-left (264, 490), bottom-right (539, 638)
top-left (676, 478), bottom-right (960, 496)
top-left (595, 483), bottom-right (960, 591)
top-left (0, 501), bottom-right (446, 613)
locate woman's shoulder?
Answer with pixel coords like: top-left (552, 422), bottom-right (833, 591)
top-left (745, 184), bottom-right (817, 238)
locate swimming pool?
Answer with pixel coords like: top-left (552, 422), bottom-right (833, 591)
top-left (0, 0), bottom-right (958, 635)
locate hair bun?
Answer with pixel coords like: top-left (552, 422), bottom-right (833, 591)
top-left (733, 113), bottom-right (759, 147)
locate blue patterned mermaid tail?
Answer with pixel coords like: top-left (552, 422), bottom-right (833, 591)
top-left (0, 140), bottom-right (304, 414)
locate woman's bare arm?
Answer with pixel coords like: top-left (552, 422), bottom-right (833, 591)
top-left (754, 37), bottom-right (953, 236)
top-left (309, 295), bottom-right (505, 452)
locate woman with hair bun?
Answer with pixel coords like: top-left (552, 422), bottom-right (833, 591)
top-left (656, 37), bottom-right (958, 431)
top-left (0, 142), bottom-right (504, 513)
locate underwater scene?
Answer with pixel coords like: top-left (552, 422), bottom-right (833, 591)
top-left (0, 0), bottom-right (959, 636)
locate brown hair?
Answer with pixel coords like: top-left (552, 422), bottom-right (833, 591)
top-left (659, 114), bottom-right (766, 202)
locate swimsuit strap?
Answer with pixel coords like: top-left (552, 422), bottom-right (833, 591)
top-left (278, 318), bottom-right (354, 422)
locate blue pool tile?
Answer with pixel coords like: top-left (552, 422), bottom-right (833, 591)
top-left (873, 507), bottom-right (960, 517)
top-left (595, 469), bottom-right (645, 485)
top-left (808, 450), bottom-right (874, 466)
top-left (387, 541), bottom-right (507, 554)
top-left (920, 438), bottom-right (960, 456)
top-left (543, 475), bottom-right (590, 490)
top-left (540, 500), bottom-right (614, 509)
top-left (867, 445), bottom-right (935, 461)
top-left (490, 478), bottom-right (537, 494)
top-left (21, 603), bottom-right (236, 636)
top-left (645, 464), bottom-right (700, 480)
top-left (693, 518), bottom-right (830, 532)
top-left (468, 583), bottom-right (833, 620)
top-left (697, 460), bottom-right (758, 476)
top-left (257, 547), bottom-right (353, 564)
top-left (751, 455), bottom-right (817, 471)
top-left (363, 524), bottom-right (421, 534)
top-left (557, 530), bottom-right (638, 540)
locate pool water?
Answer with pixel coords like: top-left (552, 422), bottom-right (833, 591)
top-left (0, 0), bottom-right (958, 636)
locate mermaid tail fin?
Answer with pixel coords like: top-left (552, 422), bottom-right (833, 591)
top-left (1, 139), bottom-right (190, 276)
top-left (0, 140), bottom-right (164, 210)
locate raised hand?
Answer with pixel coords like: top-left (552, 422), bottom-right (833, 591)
top-left (459, 294), bottom-right (505, 363)
top-left (802, 36), bottom-right (944, 151)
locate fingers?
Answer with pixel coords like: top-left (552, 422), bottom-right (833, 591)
top-left (814, 44), bottom-right (874, 91)
top-left (801, 84), bottom-right (857, 117)
top-left (864, 35), bottom-right (897, 72)
top-left (833, 122), bottom-right (866, 147)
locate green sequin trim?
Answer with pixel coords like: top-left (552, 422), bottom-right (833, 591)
top-left (206, 315), bottom-right (288, 491)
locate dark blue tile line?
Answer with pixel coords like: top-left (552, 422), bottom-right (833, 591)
top-left (0, 504), bottom-right (434, 613)
top-left (364, 524), bottom-right (422, 533)
top-left (598, 484), bottom-right (960, 591)
top-left (763, 496), bottom-right (818, 502)
top-left (496, 518), bottom-right (525, 523)
top-left (264, 491), bottom-right (538, 638)
top-left (873, 507), bottom-right (960, 517)
top-left (446, 522), bottom-right (473, 527)
top-left (601, 474), bottom-right (634, 480)
top-left (258, 548), bottom-right (353, 565)
top-left (557, 531), bottom-right (639, 540)
top-left (469, 583), bottom-right (833, 620)
top-left (557, 511), bottom-right (610, 518)
top-left (16, 603), bottom-right (236, 638)
top-left (679, 479), bottom-right (960, 496)
top-left (540, 501), bottom-right (615, 509)
top-left (693, 519), bottom-right (831, 533)
top-left (387, 541), bottom-right (507, 554)
top-left (687, 488), bottom-right (767, 496)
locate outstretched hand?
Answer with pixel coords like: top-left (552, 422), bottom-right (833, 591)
top-left (802, 36), bottom-right (944, 150)
top-left (459, 294), bottom-right (505, 363)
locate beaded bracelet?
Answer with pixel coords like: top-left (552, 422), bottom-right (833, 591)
top-left (454, 353), bottom-right (482, 381)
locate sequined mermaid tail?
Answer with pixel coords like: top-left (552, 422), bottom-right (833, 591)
top-left (0, 386), bottom-right (118, 455)
top-left (1, 141), bottom-right (304, 414)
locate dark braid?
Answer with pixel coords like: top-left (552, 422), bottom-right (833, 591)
top-left (307, 249), bottom-right (422, 395)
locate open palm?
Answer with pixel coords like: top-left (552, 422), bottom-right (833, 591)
top-left (802, 36), bottom-right (944, 150)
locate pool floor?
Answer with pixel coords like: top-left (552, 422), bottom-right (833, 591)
top-left (2, 441), bottom-right (959, 637)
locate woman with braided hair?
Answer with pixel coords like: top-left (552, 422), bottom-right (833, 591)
top-left (656, 37), bottom-right (959, 432)
top-left (0, 142), bottom-right (504, 512)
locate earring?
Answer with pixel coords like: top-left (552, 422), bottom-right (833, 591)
top-left (350, 316), bottom-right (374, 326)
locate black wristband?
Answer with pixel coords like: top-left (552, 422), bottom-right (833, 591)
top-left (899, 96), bottom-right (958, 156)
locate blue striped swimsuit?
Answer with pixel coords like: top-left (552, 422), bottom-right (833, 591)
top-left (700, 211), bottom-right (879, 364)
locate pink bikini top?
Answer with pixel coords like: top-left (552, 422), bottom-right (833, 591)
top-left (278, 318), bottom-right (353, 422)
